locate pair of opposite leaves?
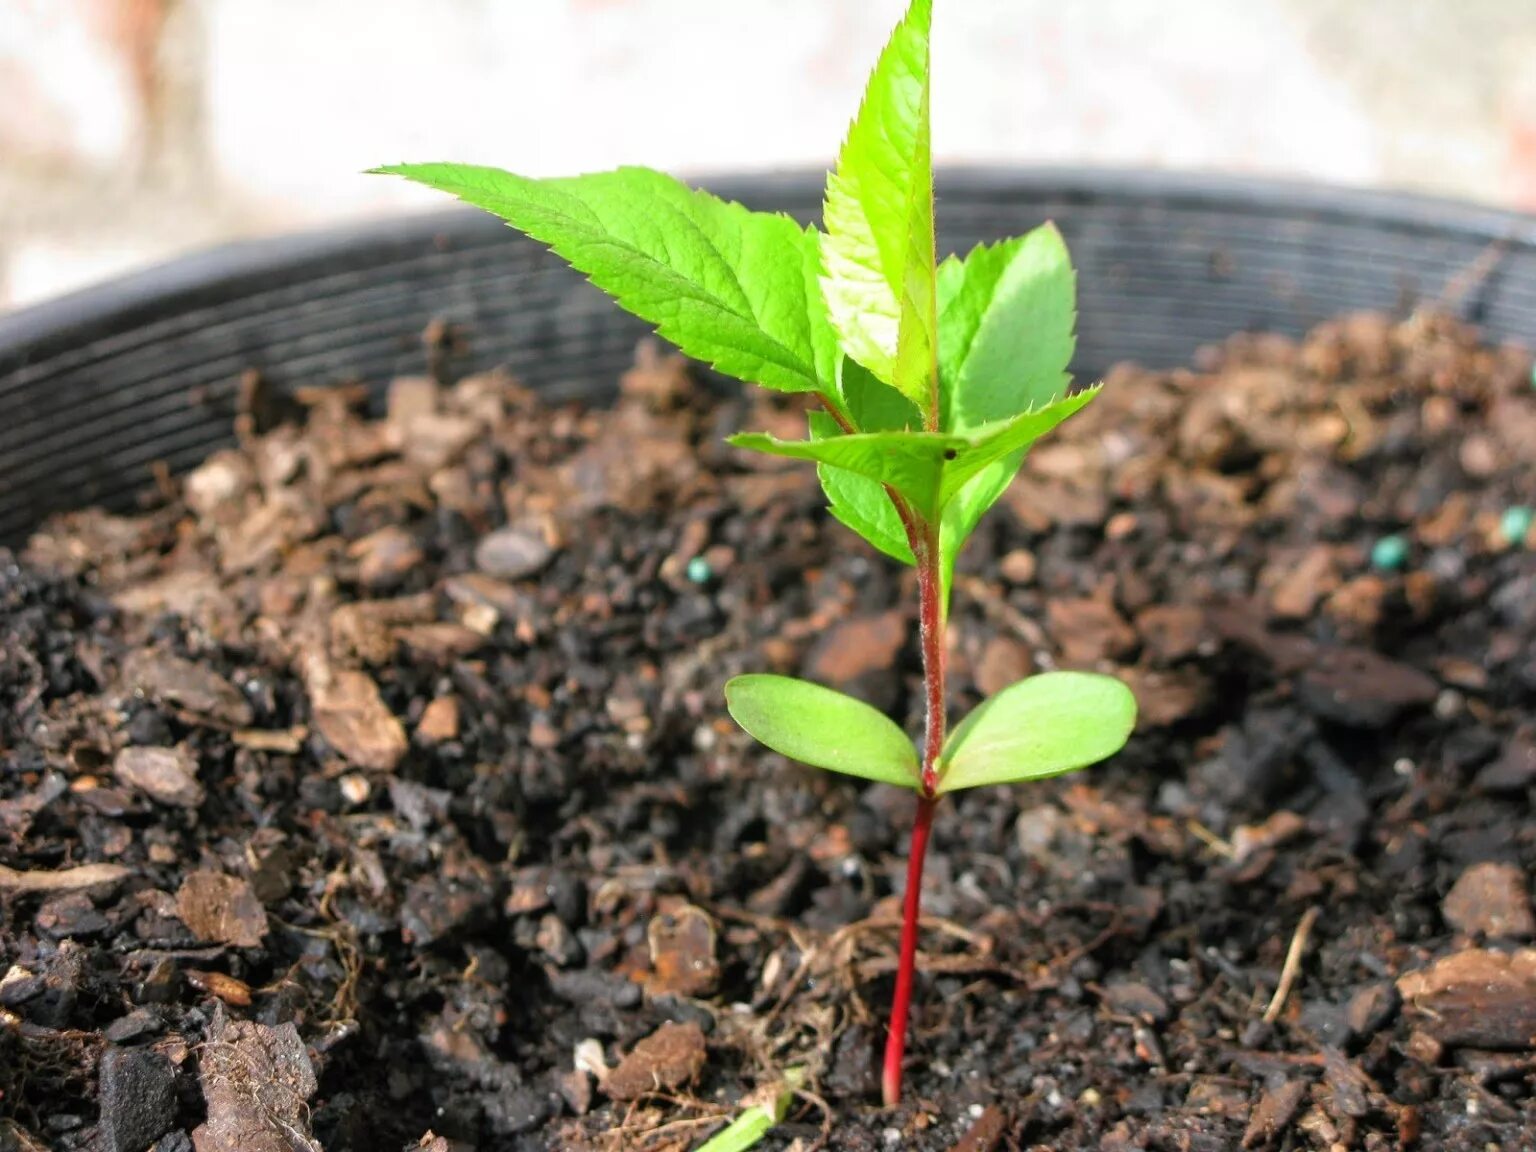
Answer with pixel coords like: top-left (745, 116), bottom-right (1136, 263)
top-left (376, 0), bottom-right (1136, 793)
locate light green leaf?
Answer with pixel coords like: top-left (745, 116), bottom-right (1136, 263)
top-left (730, 428), bottom-right (958, 520)
top-left (929, 227), bottom-right (1079, 595)
top-left (732, 387), bottom-right (1099, 523)
top-left (695, 1069), bottom-right (804, 1152)
top-left (938, 672), bottom-right (1137, 794)
top-left (938, 451), bottom-right (1022, 604)
top-left (936, 387), bottom-right (1100, 505)
top-left (372, 163), bottom-right (830, 395)
top-left (841, 355), bottom-right (922, 432)
top-left (820, 0), bottom-right (937, 414)
top-left (804, 230), bottom-right (842, 397)
top-left (815, 357), bottom-right (921, 566)
top-left (809, 412), bottom-right (914, 565)
top-left (725, 675), bottom-right (920, 789)
top-left (946, 224), bottom-right (1077, 430)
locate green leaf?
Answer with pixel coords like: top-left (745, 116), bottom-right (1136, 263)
top-left (820, 0), bottom-right (937, 414)
top-left (695, 1069), bottom-right (804, 1152)
top-left (731, 427), bottom-right (957, 520)
top-left (938, 672), bottom-right (1137, 794)
top-left (936, 387), bottom-right (1101, 505)
top-left (946, 224), bottom-right (1077, 430)
top-left (938, 451), bottom-right (1021, 604)
top-left (809, 412), bottom-right (915, 565)
top-left (841, 355), bottom-right (922, 432)
top-left (814, 357), bottom-right (921, 567)
top-left (804, 230), bottom-right (842, 396)
top-left (372, 163), bottom-right (830, 396)
top-left (930, 227), bottom-right (1079, 595)
top-left (725, 675), bottom-right (920, 789)
top-left (731, 387), bottom-right (1099, 521)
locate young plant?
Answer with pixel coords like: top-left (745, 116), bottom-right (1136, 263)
top-left (375, 0), bottom-right (1135, 1109)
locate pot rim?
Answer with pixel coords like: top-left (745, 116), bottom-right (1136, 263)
top-left (4, 166), bottom-right (1534, 371)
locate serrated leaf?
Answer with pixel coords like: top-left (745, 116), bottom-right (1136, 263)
top-left (944, 224), bottom-right (1077, 431)
top-left (732, 387), bottom-right (1099, 523)
top-left (938, 672), bottom-right (1137, 794)
top-left (373, 163), bottom-right (830, 396)
top-left (810, 412), bottom-right (915, 565)
top-left (820, 0), bottom-right (937, 415)
top-left (935, 387), bottom-right (1100, 505)
top-left (931, 227), bottom-right (1079, 593)
top-left (725, 674), bottom-right (920, 789)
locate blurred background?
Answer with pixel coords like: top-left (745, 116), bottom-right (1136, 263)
top-left (3, 0), bottom-right (1535, 313)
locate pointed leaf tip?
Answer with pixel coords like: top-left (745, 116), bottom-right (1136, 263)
top-left (819, 0), bottom-right (938, 414)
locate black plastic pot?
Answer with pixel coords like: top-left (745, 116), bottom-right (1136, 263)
top-left (2, 169), bottom-right (1534, 545)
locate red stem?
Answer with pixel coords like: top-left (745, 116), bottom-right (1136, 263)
top-left (882, 793), bottom-right (936, 1107)
top-left (882, 520), bottom-right (947, 1107)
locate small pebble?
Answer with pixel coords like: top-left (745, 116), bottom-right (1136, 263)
top-left (685, 556), bottom-right (712, 584)
top-left (339, 774), bottom-right (371, 805)
top-left (1370, 534), bottom-right (1409, 572)
top-left (999, 549), bottom-right (1037, 584)
top-left (1500, 506), bottom-right (1532, 547)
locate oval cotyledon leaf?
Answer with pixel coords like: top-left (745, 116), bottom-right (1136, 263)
top-left (725, 674), bottom-right (921, 789)
top-left (938, 671), bottom-right (1137, 794)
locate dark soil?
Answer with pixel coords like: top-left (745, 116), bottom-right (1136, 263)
top-left (2, 314), bottom-right (1534, 1152)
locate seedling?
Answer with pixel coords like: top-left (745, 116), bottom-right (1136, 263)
top-left (376, 0), bottom-right (1135, 1109)
top-left (694, 1068), bottom-right (803, 1152)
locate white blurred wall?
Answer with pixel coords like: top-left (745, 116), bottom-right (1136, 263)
top-left (2, 0), bottom-right (1534, 310)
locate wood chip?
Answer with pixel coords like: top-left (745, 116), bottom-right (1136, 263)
top-left (193, 1006), bottom-right (321, 1152)
top-left (601, 1021), bottom-right (707, 1101)
top-left (122, 650), bottom-right (253, 727)
top-left (232, 727), bottom-right (307, 754)
top-left (1321, 1046), bottom-right (1371, 1119)
top-left (186, 969), bottom-right (254, 1007)
top-left (646, 903), bottom-right (720, 998)
top-left (308, 668), bottom-right (409, 772)
top-left (948, 1105), bottom-right (1007, 1152)
top-left (113, 745), bottom-right (204, 809)
top-left (416, 696), bottom-right (461, 744)
top-left (1443, 862), bottom-right (1535, 939)
top-left (176, 871), bottom-right (269, 949)
top-left (1397, 949), bottom-right (1536, 1049)
top-left (0, 861), bottom-right (131, 894)
top-left (1047, 596), bottom-right (1138, 666)
top-left (1241, 1078), bottom-right (1309, 1149)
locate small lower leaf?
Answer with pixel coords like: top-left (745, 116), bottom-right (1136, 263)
top-left (938, 672), bottom-right (1136, 794)
top-left (726, 675), bottom-right (920, 789)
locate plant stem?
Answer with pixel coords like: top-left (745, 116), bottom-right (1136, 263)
top-left (914, 525), bottom-right (946, 797)
top-left (882, 792), bottom-right (935, 1108)
top-left (882, 520), bottom-right (947, 1108)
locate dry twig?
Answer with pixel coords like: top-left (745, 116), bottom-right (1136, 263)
top-left (1263, 905), bottom-right (1320, 1024)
